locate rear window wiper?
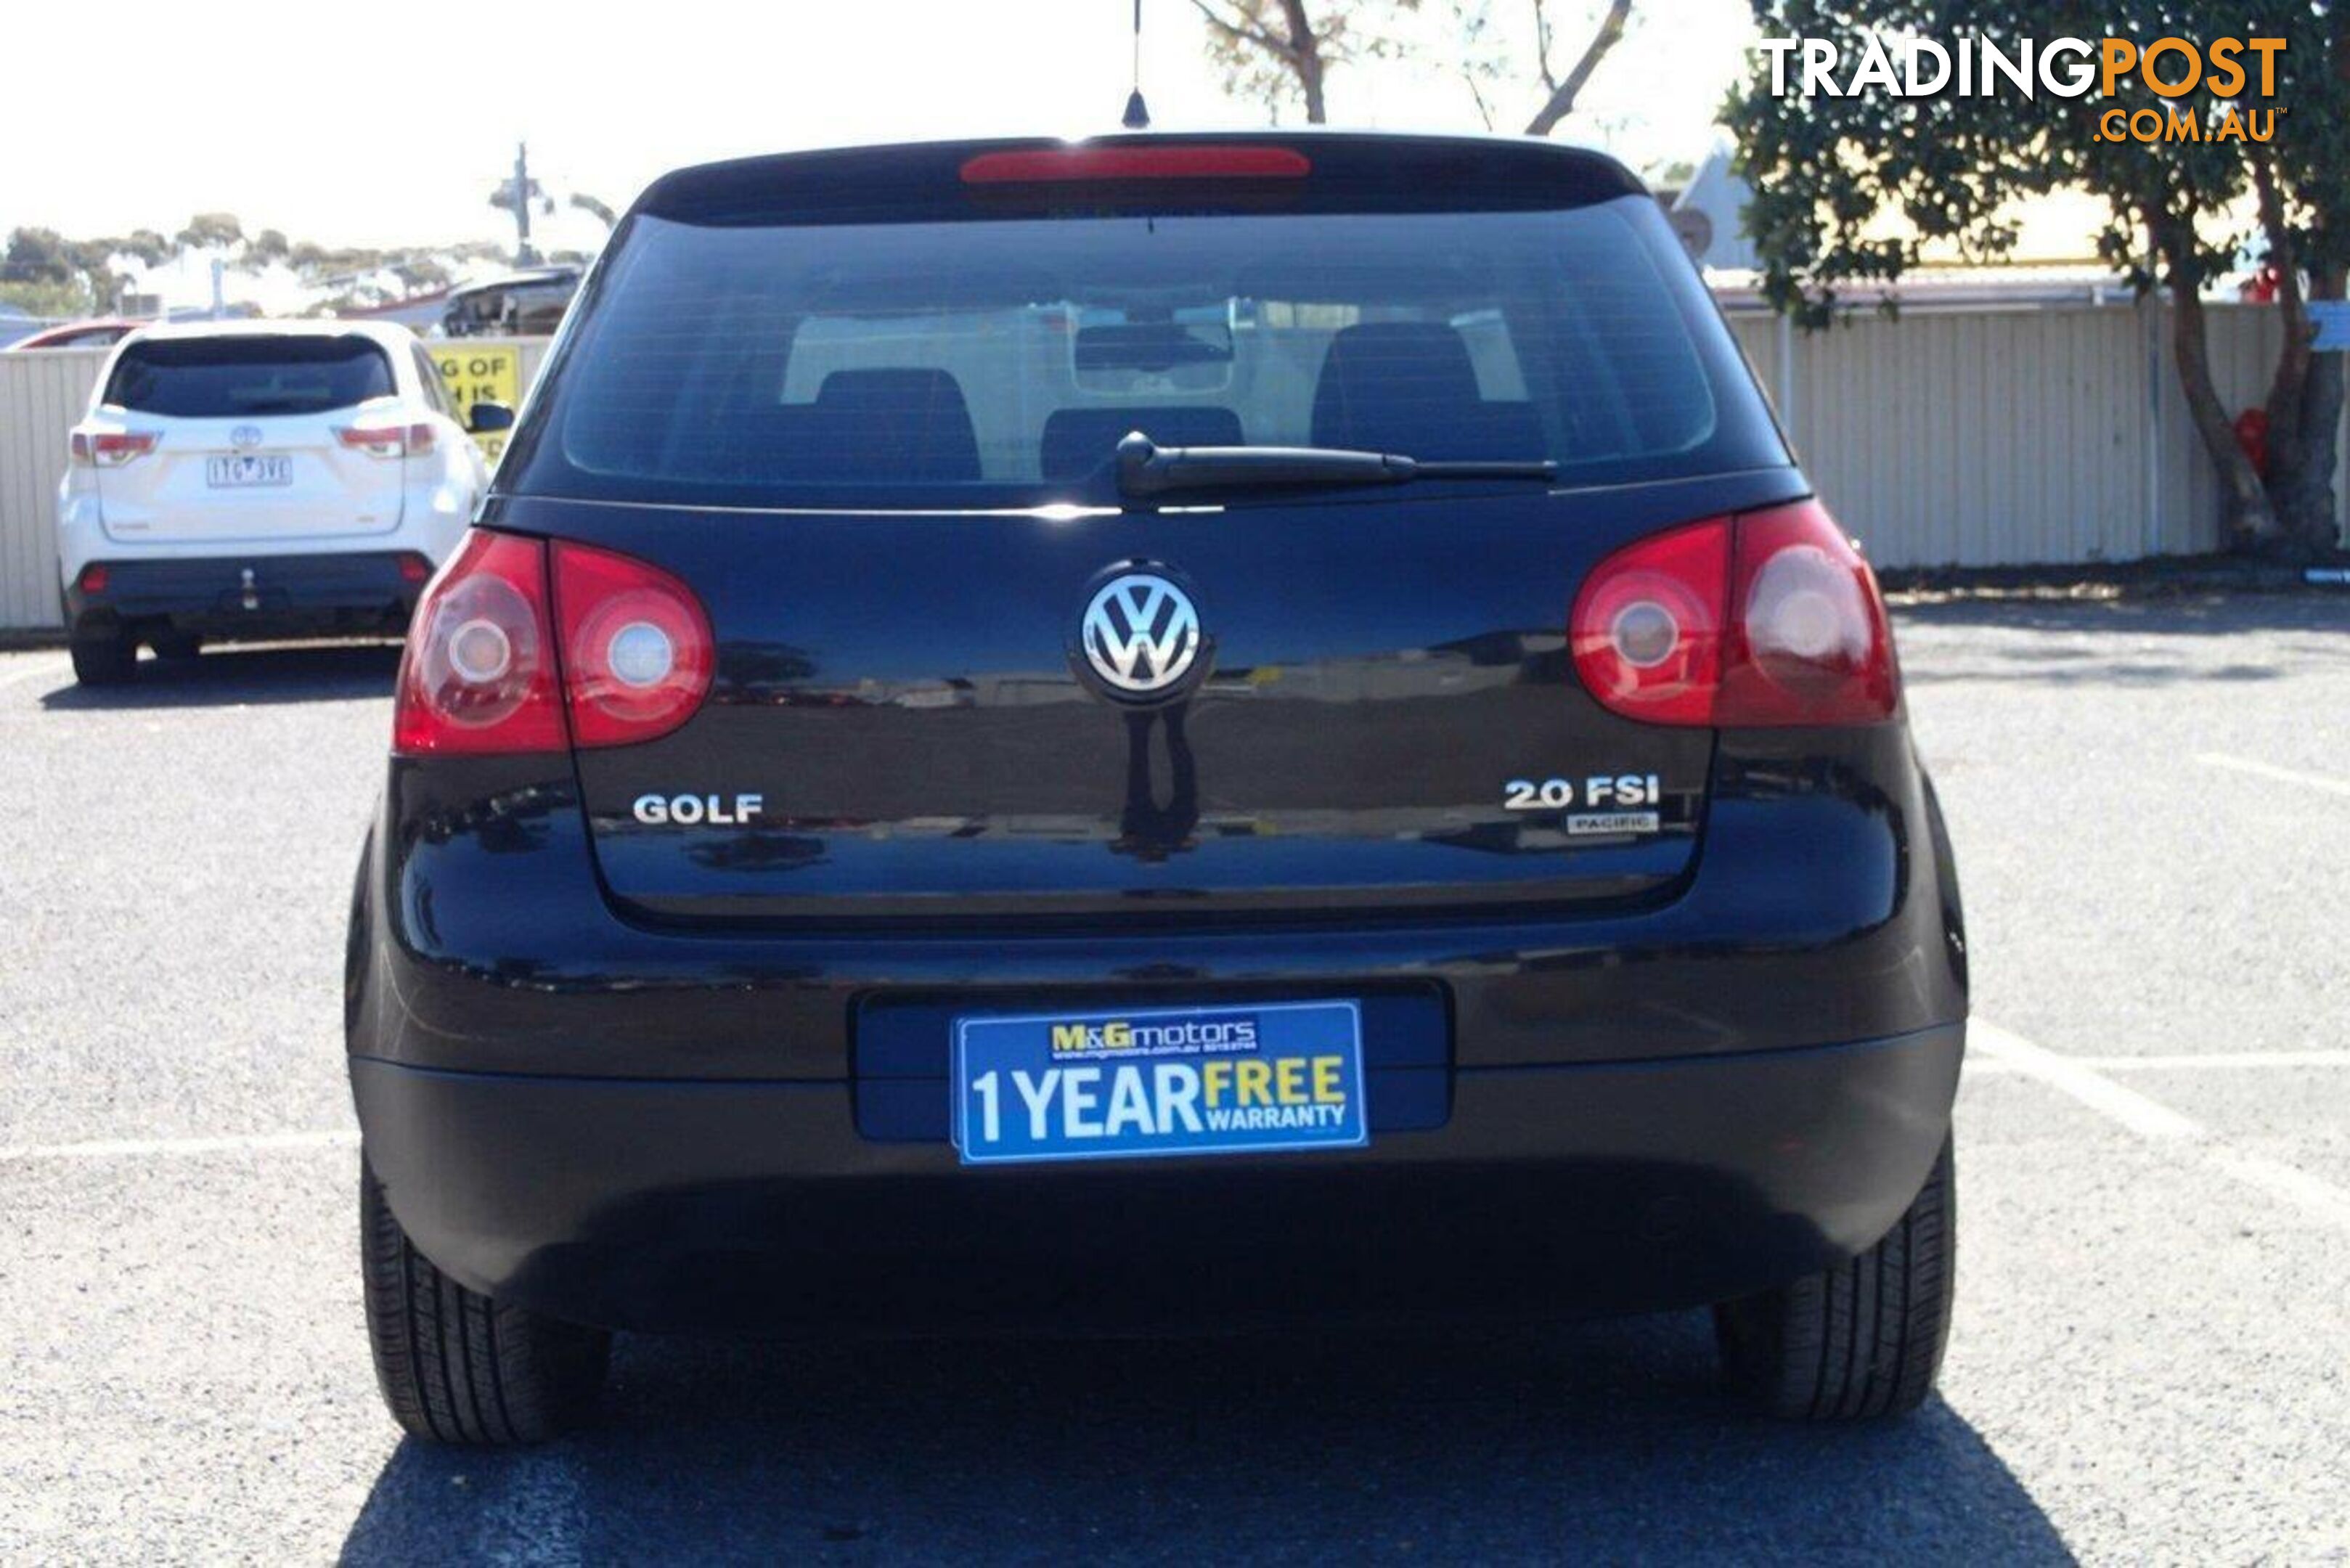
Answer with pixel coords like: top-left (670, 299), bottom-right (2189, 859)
top-left (1114, 431), bottom-right (1554, 497)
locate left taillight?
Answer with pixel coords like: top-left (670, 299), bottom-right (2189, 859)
top-left (1565, 518), bottom-right (1727, 726)
top-left (335, 420), bottom-right (436, 459)
top-left (394, 531), bottom-right (715, 756)
top-left (70, 430), bottom-right (160, 467)
top-left (392, 531), bottom-right (566, 756)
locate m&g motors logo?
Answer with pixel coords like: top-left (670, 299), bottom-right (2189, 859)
top-left (1050, 1012), bottom-right (1260, 1056)
top-left (1759, 34), bottom-right (2286, 144)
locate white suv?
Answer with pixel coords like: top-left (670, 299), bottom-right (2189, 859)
top-left (56, 319), bottom-right (502, 685)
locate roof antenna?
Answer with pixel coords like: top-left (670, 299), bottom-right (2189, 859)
top-left (1122, 0), bottom-right (1151, 128)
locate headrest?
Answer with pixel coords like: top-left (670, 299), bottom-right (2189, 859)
top-left (808, 369), bottom-right (982, 481)
top-left (1310, 322), bottom-right (1484, 452)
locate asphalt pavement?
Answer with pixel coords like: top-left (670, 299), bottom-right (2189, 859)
top-left (1, 594), bottom-right (2346, 1564)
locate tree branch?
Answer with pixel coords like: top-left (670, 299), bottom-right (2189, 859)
top-left (1524, 0), bottom-right (1630, 137)
top-left (2254, 147), bottom-right (2309, 425)
top-left (1274, 0), bottom-right (1329, 122)
top-left (2154, 211), bottom-right (2280, 544)
top-left (1188, 0), bottom-right (1297, 64)
top-left (2253, 144), bottom-right (2324, 545)
top-left (1463, 65), bottom-right (1496, 130)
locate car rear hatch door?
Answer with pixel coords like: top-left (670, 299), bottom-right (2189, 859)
top-left (92, 335), bottom-right (407, 545)
top-left (518, 474), bottom-right (1796, 926)
top-left (487, 134), bottom-right (1802, 925)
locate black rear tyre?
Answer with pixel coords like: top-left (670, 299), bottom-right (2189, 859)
top-left (68, 626), bottom-right (136, 686)
top-left (1714, 1136), bottom-right (1956, 1421)
top-left (362, 1162), bottom-right (610, 1445)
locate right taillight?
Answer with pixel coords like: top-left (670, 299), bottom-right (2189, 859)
top-left (1721, 501), bottom-right (1898, 724)
top-left (335, 420), bottom-right (434, 459)
top-left (1571, 500), bottom-right (1896, 727)
top-left (391, 529), bottom-right (716, 757)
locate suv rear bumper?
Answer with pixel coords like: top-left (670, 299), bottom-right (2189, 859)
top-left (65, 551), bottom-right (425, 639)
top-left (354, 1020), bottom-right (1962, 1335)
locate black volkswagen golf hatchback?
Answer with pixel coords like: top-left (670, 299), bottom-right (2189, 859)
top-left (347, 133), bottom-right (1966, 1442)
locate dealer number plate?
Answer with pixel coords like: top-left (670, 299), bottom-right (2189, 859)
top-left (952, 1000), bottom-right (1367, 1166)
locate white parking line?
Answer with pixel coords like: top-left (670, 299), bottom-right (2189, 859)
top-left (0, 657), bottom-right (69, 692)
top-left (1972, 1021), bottom-right (2350, 1230)
top-left (1968, 1049), bottom-right (2350, 1073)
top-left (2195, 751), bottom-right (2350, 799)
top-left (0, 1128), bottom-right (357, 1163)
top-left (1970, 1023), bottom-right (2199, 1138)
top-left (2073, 1050), bottom-right (2350, 1070)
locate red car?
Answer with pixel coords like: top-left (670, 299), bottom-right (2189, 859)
top-left (6, 318), bottom-right (142, 351)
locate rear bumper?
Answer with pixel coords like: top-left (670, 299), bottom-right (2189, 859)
top-left (348, 726), bottom-right (1970, 1334)
top-left (354, 1020), bottom-right (1962, 1335)
top-left (65, 550), bottom-right (425, 637)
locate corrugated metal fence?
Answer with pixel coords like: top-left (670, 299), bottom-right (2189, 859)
top-left (0, 348), bottom-right (110, 633)
top-left (1723, 301), bottom-right (2322, 568)
top-left (0, 309), bottom-right (2330, 631)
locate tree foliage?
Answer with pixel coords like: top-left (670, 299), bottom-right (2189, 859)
top-left (0, 228), bottom-right (86, 314)
top-left (4, 193), bottom-right (595, 319)
top-left (1727, 3), bottom-right (2350, 555)
top-left (1, 226), bottom-right (173, 311)
top-left (175, 212), bottom-right (244, 252)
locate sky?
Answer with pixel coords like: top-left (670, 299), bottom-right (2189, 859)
top-left (1, 0), bottom-right (1755, 276)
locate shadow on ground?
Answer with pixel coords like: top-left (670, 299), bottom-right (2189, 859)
top-left (36, 642), bottom-right (401, 709)
top-left (340, 1318), bottom-right (2066, 1564)
top-left (1894, 592), bottom-right (2348, 688)
top-left (1894, 591), bottom-right (2349, 640)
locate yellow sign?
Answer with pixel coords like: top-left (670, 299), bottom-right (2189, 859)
top-left (433, 346), bottom-right (523, 464)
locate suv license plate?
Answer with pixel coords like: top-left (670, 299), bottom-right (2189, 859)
top-left (952, 1000), bottom-right (1367, 1167)
top-left (205, 455), bottom-right (293, 487)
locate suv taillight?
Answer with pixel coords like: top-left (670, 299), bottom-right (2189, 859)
top-left (335, 420), bottom-right (435, 459)
top-left (70, 430), bottom-right (160, 467)
top-left (392, 530), bottom-right (715, 756)
top-left (1570, 501), bottom-right (1897, 727)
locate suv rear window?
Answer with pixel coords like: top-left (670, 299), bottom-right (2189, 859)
top-left (105, 335), bottom-right (396, 418)
top-left (510, 197), bottom-right (1783, 507)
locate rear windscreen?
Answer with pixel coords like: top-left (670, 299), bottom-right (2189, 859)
top-left (509, 197), bottom-right (1784, 506)
top-left (104, 336), bottom-right (396, 418)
